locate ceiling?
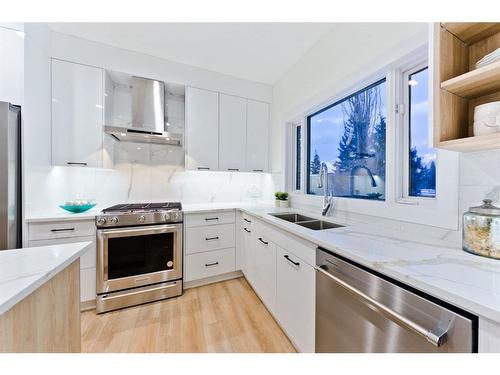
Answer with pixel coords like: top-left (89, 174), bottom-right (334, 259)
top-left (47, 23), bottom-right (334, 85)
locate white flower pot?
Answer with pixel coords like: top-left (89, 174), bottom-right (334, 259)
top-left (275, 199), bottom-right (281, 207)
top-left (279, 200), bottom-right (289, 208)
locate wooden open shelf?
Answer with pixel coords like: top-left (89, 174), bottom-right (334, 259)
top-left (441, 60), bottom-right (500, 98)
top-left (442, 23), bottom-right (500, 44)
top-left (433, 22), bottom-right (500, 152)
top-left (437, 133), bottom-right (500, 152)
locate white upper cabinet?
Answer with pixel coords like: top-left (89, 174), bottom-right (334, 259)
top-left (246, 100), bottom-right (270, 172)
top-left (0, 26), bottom-right (24, 106)
top-left (185, 86), bottom-right (219, 171)
top-left (219, 94), bottom-right (247, 171)
top-left (51, 59), bottom-right (104, 168)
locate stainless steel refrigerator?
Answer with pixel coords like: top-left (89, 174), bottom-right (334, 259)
top-left (0, 101), bottom-right (22, 250)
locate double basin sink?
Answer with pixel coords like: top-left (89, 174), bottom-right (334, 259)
top-left (269, 213), bottom-right (344, 231)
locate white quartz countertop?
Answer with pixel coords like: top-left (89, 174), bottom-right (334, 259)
top-left (24, 202), bottom-right (500, 321)
top-left (235, 205), bottom-right (500, 322)
top-left (25, 208), bottom-right (101, 222)
top-left (0, 241), bottom-right (92, 315)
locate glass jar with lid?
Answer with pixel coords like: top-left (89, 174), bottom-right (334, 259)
top-left (463, 199), bottom-right (500, 259)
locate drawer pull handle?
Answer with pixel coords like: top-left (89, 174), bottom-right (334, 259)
top-left (205, 236), bottom-right (220, 241)
top-left (197, 167), bottom-right (210, 170)
top-left (258, 237), bottom-right (268, 245)
top-left (253, 169), bottom-right (264, 172)
top-left (205, 217), bottom-right (219, 221)
top-left (244, 218), bottom-right (251, 223)
top-left (284, 255), bottom-right (300, 267)
top-left (67, 162), bottom-right (87, 166)
top-left (244, 228), bottom-right (251, 233)
top-left (228, 168), bottom-right (239, 171)
top-left (50, 227), bottom-right (75, 232)
top-left (205, 262), bottom-right (219, 267)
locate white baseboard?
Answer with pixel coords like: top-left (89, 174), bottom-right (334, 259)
top-left (80, 299), bottom-right (96, 312)
top-left (183, 270), bottom-right (244, 289)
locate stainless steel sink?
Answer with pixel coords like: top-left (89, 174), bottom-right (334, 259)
top-left (269, 213), bottom-right (316, 223)
top-left (269, 212), bottom-right (344, 230)
top-left (296, 220), bottom-right (344, 230)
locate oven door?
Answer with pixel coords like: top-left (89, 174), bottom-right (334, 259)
top-left (97, 224), bottom-right (182, 294)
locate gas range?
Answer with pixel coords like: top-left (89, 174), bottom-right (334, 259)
top-left (95, 202), bottom-right (183, 228)
top-left (95, 202), bottom-right (184, 313)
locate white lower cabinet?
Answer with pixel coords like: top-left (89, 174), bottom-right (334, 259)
top-left (253, 232), bottom-right (277, 314)
top-left (276, 246), bottom-right (315, 353)
top-left (27, 219), bottom-right (96, 307)
top-left (185, 247), bottom-right (235, 282)
top-left (240, 214), bottom-right (316, 352)
top-left (183, 211), bottom-right (237, 284)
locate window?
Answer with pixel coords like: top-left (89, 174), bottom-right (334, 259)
top-left (405, 66), bottom-right (436, 198)
top-left (295, 125), bottom-right (302, 190)
top-left (306, 79), bottom-right (387, 201)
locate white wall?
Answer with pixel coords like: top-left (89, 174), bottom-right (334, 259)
top-left (23, 23), bottom-right (278, 215)
top-left (272, 23), bottom-right (428, 173)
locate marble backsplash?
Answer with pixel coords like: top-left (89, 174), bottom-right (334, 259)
top-left (25, 139), bottom-right (280, 214)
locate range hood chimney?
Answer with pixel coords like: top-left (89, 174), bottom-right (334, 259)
top-left (104, 75), bottom-right (182, 146)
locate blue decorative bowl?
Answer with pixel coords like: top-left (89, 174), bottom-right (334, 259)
top-left (59, 203), bottom-right (96, 213)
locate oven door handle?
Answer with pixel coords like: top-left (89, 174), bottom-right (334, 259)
top-left (100, 281), bottom-right (179, 301)
top-left (98, 224), bottom-right (179, 238)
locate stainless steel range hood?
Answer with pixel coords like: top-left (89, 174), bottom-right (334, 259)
top-left (104, 75), bottom-right (182, 146)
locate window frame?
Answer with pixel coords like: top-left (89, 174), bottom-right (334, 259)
top-left (291, 121), bottom-right (303, 193)
top-left (395, 59), bottom-right (436, 204)
top-left (305, 78), bottom-right (388, 199)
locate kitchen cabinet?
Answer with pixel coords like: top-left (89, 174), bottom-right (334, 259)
top-left (253, 230), bottom-right (277, 314)
top-left (185, 87), bottom-right (219, 171)
top-left (27, 219), bottom-right (96, 308)
top-left (241, 214), bottom-right (255, 286)
top-left (0, 26), bottom-right (23, 106)
top-left (183, 210), bottom-right (236, 284)
top-left (246, 100), bottom-right (270, 172)
top-left (219, 94), bottom-right (247, 171)
top-left (276, 246), bottom-right (315, 352)
top-left (51, 59), bottom-right (104, 168)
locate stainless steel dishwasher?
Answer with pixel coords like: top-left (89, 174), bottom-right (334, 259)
top-left (316, 248), bottom-right (478, 353)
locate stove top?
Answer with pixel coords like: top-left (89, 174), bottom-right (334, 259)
top-left (96, 202), bottom-right (183, 228)
top-left (102, 202), bottom-right (182, 213)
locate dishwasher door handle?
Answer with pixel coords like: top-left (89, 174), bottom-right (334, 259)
top-left (315, 265), bottom-right (447, 347)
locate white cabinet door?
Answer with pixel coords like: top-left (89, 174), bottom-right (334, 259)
top-left (253, 234), bottom-right (277, 314)
top-left (276, 246), bottom-right (315, 352)
top-left (51, 59), bottom-right (104, 168)
top-left (0, 26), bottom-right (23, 105)
top-left (241, 222), bottom-right (255, 284)
top-left (246, 100), bottom-right (270, 172)
top-left (219, 94), bottom-right (247, 171)
top-left (185, 86), bottom-right (219, 171)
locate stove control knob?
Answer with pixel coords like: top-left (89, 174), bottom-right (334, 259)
top-left (173, 211), bottom-right (182, 221)
top-left (164, 212), bottom-right (172, 221)
top-left (138, 215), bottom-right (146, 223)
top-left (110, 216), bottom-right (119, 224)
top-left (97, 217), bottom-right (107, 226)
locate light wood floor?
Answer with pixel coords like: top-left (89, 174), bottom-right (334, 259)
top-left (81, 277), bottom-right (296, 353)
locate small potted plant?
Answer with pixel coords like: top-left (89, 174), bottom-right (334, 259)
top-left (274, 192), bottom-right (289, 208)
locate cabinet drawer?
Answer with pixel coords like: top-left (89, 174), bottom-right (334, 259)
top-left (185, 223), bottom-right (235, 254)
top-left (185, 210), bottom-right (235, 228)
top-left (28, 220), bottom-right (95, 240)
top-left (28, 236), bottom-right (96, 270)
top-left (184, 247), bottom-right (235, 282)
